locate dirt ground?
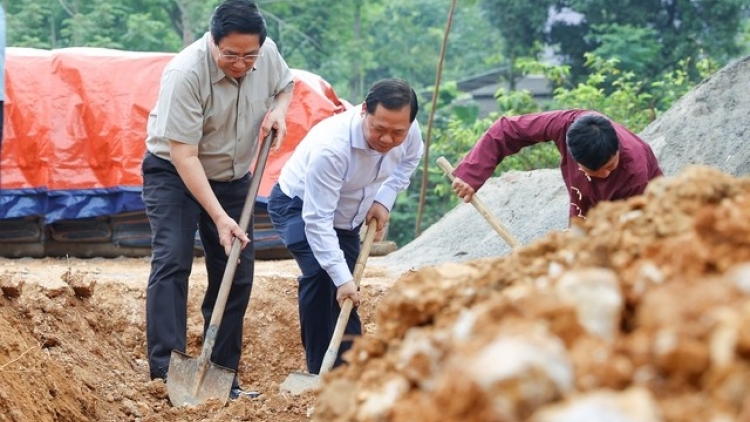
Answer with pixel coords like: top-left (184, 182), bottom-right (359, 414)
top-left (0, 254), bottom-right (398, 422)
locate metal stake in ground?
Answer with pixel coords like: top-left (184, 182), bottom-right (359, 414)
top-left (279, 220), bottom-right (378, 395)
top-left (436, 156), bottom-right (520, 249)
top-left (167, 130), bottom-right (276, 407)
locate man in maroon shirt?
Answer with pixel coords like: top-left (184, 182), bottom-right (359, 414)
top-left (452, 109), bottom-right (663, 224)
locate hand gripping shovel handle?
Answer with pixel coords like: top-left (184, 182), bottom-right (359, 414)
top-left (196, 130), bottom-right (276, 369)
top-left (318, 221), bottom-right (378, 375)
top-left (436, 156), bottom-right (520, 249)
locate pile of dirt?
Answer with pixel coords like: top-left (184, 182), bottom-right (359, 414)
top-left (0, 258), bottom-right (394, 421)
top-left (315, 165), bottom-right (750, 421)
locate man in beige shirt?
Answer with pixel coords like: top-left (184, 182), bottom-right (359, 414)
top-left (142, 0), bottom-right (294, 400)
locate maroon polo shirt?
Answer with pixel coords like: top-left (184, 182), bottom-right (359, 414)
top-left (453, 109), bottom-right (663, 218)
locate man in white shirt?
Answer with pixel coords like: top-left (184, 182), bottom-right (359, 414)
top-left (267, 78), bottom-right (423, 373)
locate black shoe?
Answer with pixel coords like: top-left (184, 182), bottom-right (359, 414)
top-left (229, 387), bottom-right (261, 400)
top-left (150, 367), bottom-right (168, 382)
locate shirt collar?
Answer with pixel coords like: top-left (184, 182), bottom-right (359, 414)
top-left (350, 106), bottom-right (371, 151)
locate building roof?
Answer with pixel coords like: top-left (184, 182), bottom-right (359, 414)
top-left (456, 67), bottom-right (552, 98)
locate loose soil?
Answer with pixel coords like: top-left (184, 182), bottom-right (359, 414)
top-left (0, 255), bottom-right (396, 422)
top-left (315, 165), bottom-right (750, 422)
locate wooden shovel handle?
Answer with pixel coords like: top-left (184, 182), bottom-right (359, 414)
top-left (436, 156), bottom-right (520, 249)
top-left (319, 221), bottom-right (378, 374)
top-left (208, 130), bottom-right (276, 329)
top-left (353, 221), bottom-right (378, 287)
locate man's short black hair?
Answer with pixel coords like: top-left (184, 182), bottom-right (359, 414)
top-left (566, 114), bottom-right (619, 170)
top-left (364, 78), bottom-right (419, 123)
top-left (210, 0), bottom-right (267, 46)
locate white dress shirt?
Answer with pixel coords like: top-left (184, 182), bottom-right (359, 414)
top-left (278, 106), bottom-right (424, 286)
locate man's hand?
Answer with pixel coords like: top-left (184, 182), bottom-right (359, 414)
top-left (452, 176), bottom-right (476, 203)
top-left (169, 140), bottom-right (250, 256)
top-left (216, 214), bottom-right (250, 256)
top-left (261, 108), bottom-right (288, 152)
top-left (365, 202), bottom-right (389, 241)
top-left (261, 85), bottom-right (294, 152)
top-left (336, 280), bottom-right (360, 307)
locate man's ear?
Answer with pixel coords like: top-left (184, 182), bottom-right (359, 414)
top-left (360, 102), bottom-right (367, 116)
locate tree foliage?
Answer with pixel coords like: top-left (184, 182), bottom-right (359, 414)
top-left (478, 0), bottom-right (556, 88)
top-left (5, 0), bottom-right (507, 103)
top-left (548, 0), bottom-right (745, 84)
top-left (5, 0), bottom-right (187, 51)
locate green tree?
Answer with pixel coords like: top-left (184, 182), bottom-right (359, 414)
top-left (5, 0), bottom-right (57, 48)
top-left (739, 11), bottom-right (750, 56)
top-left (261, 0), bottom-right (372, 100)
top-left (588, 24), bottom-right (660, 77)
top-left (59, 0), bottom-right (131, 48)
top-left (262, 0), bottom-right (506, 101)
top-left (548, 0), bottom-right (745, 84)
top-left (478, 0), bottom-right (556, 88)
top-left (5, 0), bottom-right (211, 51)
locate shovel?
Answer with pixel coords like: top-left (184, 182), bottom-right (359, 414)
top-left (436, 156), bottom-right (520, 249)
top-left (167, 130), bottom-right (276, 407)
top-left (279, 220), bottom-right (378, 395)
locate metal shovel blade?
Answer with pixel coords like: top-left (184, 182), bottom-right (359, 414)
top-left (166, 349), bottom-right (235, 407)
top-left (280, 371), bottom-right (320, 395)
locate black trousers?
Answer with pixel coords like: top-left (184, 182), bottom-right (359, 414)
top-left (142, 152), bottom-right (254, 387)
top-left (267, 183), bottom-right (362, 374)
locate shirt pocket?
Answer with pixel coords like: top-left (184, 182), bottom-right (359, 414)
top-left (243, 96), bottom-right (273, 135)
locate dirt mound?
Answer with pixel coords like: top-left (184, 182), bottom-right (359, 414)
top-left (0, 258), bottom-right (393, 421)
top-left (641, 55), bottom-right (750, 177)
top-left (315, 165), bottom-right (750, 421)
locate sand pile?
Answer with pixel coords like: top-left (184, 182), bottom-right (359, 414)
top-left (315, 165), bottom-right (750, 422)
top-left (641, 55), bottom-right (750, 177)
top-left (381, 170), bottom-right (568, 274)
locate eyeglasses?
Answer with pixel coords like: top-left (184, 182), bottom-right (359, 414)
top-left (219, 52), bottom-right (264, 63)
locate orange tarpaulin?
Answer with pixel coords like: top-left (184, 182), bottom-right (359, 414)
top-left (0, 47), bottom-right (349, 222)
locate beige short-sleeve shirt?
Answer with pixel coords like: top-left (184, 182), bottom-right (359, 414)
top-left (146, 32), bottom-right (294, 181)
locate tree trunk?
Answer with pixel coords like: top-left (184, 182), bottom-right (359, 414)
top-left (72, 0), bottom-right (81, 45)
top-left (508, 53), bottom-right (517, 91)
top-left (50, 10), bottom-right (57, 48)
top-left (176, 0), bottom-right (194, 48)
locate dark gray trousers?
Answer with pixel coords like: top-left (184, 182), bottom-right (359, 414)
top-left (267, 183), bottom-right (362, 374)
top-left (142, 152), bottom-right (254, 387)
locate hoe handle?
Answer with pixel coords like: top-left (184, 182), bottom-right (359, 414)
top-left (436, 156), bottom-right (520, 249)
top-left (318, 221), bottom-right (378, 375)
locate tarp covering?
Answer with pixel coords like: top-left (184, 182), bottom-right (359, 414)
top-left (0, 47), bottom-right (349, 223)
